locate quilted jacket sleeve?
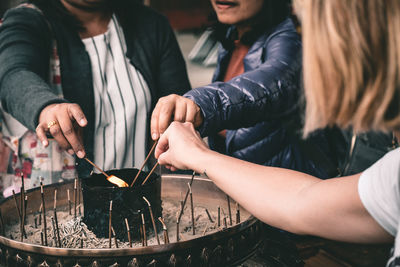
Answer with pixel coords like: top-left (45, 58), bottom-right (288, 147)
top-left (184, 22), bottom-right (302, 137)
top-left (0, 7), bottom-right (67, 131)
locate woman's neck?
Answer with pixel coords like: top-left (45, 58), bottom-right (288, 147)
top-left (60, 0), bottom-right (111, 38)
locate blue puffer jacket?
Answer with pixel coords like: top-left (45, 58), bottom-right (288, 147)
top-left (185, 18), bottom-right (335, 178)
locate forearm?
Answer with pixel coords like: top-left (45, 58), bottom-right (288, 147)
top-left (187, 149), bottom-right (392, 243)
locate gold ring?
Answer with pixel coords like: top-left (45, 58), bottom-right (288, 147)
top-left (47, 120), bottom-right (57, 129)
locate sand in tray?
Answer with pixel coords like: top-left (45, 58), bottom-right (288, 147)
top-left (5, 200), bottom-right (248, 248)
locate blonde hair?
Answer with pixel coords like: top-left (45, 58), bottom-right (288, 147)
top-left (296, 0), bottom-right (400, 136)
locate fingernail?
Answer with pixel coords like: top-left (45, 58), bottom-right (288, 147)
top-left (152, 133), bottom-right (158, 140)
top-left (77, 150), bottom-right (85, 158)
top-left (80, 119), bottom-right (87, 125)
top-left (42, 140), bottom-right (48, 147)
top-left (67, 149), bottom-right (74, 155)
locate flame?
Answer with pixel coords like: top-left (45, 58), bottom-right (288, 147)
top-left (107, 175), bottom-right (129, 187)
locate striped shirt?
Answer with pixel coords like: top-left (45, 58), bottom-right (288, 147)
top-left (82, 15), bottom-right (151, 171)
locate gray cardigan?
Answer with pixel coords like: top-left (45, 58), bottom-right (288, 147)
top-left (0, 2), bottom-right (191, 176)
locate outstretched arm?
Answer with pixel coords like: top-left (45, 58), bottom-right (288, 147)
top-left (155, 122), bottom-right (393, 243)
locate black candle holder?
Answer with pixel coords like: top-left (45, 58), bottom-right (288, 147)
top-left (81, 168), bottom-right (162, 241)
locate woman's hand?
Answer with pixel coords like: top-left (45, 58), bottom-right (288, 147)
top-left (151, 94), bottom-right (203, 140)
top-left (155, 122), bottom-right (209, 172)
top-left (36, 103), bottom-right (87, 158)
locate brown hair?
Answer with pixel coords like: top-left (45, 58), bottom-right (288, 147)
top-left (295, 0), bottom-right (400, 135)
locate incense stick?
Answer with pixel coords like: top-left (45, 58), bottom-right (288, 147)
top-left (84, 157), bottom-right (110, 178)
top-left (111, 227), bottom-right (118, 248)
top-left (40, 183), bottom-right (48, 246)
top-left (0, 210), bottom-right (5, 236)
top-left (236, 203), bottom-right (241, 224)
top-left (176, 212), bottom-right (180, 242)
top-left (205, 208), bottom-right (214, 223)
top-left (227, 195), bottom-right (232, 226)
top-left (51, 216), bottom-right (58, 247)
top-left (158, 217), bottom-right (169, 244)
top-left (108, 201), bottom-right (112, 248)
top-left (12, 190), bottom-right (23, 240)
top-left (217, 206), bottom-right (221, 227)
top-left (141, 162), bottom-right (159, 186)
top-left (141, 213), bottom-right (147, 246)
top-left (78, 179), bottom-right (82, 215)
top-left (130, 140), bottom-right (158, 187)
top-left (143, 196), bottom-right (160, 245)
top-left (125, 218), bottom-right (132, 248)
top-left (67, 189), bottom-right (71, 215)
top-left (53, 189), bottom-right (61, 248)
top-left (74, 178), bottom-right (77, 219)
top-left (202, 221), bottom-right (210, 236)
top-left (188, 183), bottom-right (195, 235)
top-left (177, 171), bottom-right (196, 223)
top-left (20, 174), bottom-right (25, 241)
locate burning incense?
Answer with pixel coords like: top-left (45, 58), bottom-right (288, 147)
top-left (108, 201), bottom-right (113, 248)
top-left (84, 157), bottom-right (109, 178)
top-left (74, 178), bottom-right (77, 219)
top-left (236, 203), bottom-right (241, 224)
top-left (158, 217), bottom-right (169, 244)
top-left (111, 227), bottom-right (118, 248)
top-left (125, 218), bottom-right (132, 247)
top-left (141, 162), bottom-right (159, 186)
top-left (85, 158), bottom-right (128, 187)
top-left (188, 183), bottom-right (195, 235)
top-left (67, 189), bottom-right (71, 215)
top-left (227, 195), bottom-right (232, 226)
top-left (217, 206), bottom-right (221, 227)
top-left (143, 196), bottom-right (160, 245)
top-left (53, 189), bottom-right (61, 248)
top-left (205, 208), bottom-right (214, 223)
top-left (141, 213), bottom-right (147, 246)
top-left (40, 183), bottom-right (48, 246)
top-left (131, 140), bottom-right (158, 187)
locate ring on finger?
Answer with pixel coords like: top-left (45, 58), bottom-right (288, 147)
top-left (47, 120), bottom-right (58, 129)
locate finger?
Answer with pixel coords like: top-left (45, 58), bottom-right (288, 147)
top-left (154, 130), bottom-right (170, 159)
top-left (158, 101), bottom-right (175, 135)
top-left (173, 98), bottom-right (187, 122)
top-left (68, 104), bottom-right (87, 127)
top-left (36, 124), bottom-right (49, 147)
top-left (48, 120), bottom-right (70, 150)
top-left (151, 103), bottom-right (161, 140)
top-left (58, 115), bottom-right (86, 158)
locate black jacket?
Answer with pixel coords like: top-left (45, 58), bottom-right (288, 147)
top-left (185, 19), bottom-right (335, 178)
top-left (0, 3), bottom-right (191, 176)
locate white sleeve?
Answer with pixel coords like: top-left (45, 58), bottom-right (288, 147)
top-left (358, 148), bottom-right (400, 236)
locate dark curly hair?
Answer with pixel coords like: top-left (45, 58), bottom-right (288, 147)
top-left (211, 0), bottom-right (292, 48)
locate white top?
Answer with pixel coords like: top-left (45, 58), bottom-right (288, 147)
top-left (82, 15), bottom-right (152, 171)
top-left (358, 148), bottom-right (400, 266)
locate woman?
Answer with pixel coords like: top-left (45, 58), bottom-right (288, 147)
top-left (155, 0), bottom-right (400, 265)
top-left (151, 0), bottom-right (337, 178)
top-left (0, 0), bottom-right (190, 186)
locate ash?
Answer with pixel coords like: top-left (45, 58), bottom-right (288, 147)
top-left (5, 200), bottom-right (243, 249)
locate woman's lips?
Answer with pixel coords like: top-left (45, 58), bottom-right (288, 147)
top-left (215, 1), bottom-right (238, 10)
